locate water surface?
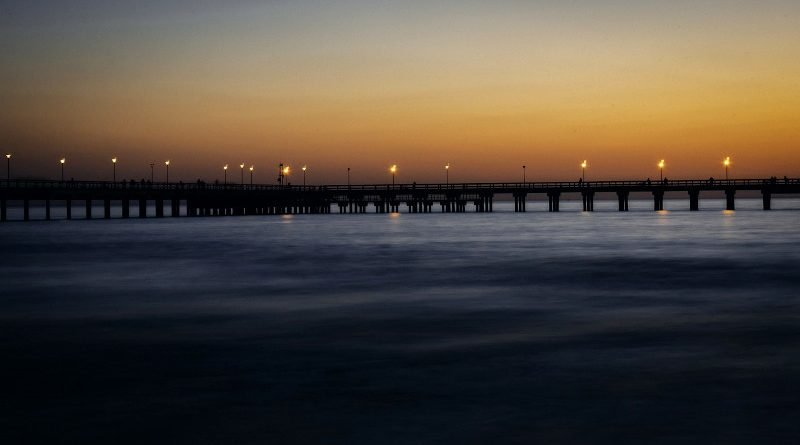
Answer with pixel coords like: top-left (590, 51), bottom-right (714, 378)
top-left (2, 199), bottom-right (799, 443)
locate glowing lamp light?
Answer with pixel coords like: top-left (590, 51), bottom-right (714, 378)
top-left (223, 164), bottom-right (228, 170)
top-left (165, 160), bottom-right (170, 166)
top-left (249, 165), bottom-right (254, 172)
top-left (580, 160), bottom-right (587, 169)
top-left (390, 165), bottom-right (397, 173)
top-left (723, 157), bottom-right (730, 167)
top-left (5, 154), bottom-right (10, 159)
top-left (283, 166), bottom-right (290, 175)
top-left (658, 159), bottom-right (665, 169)
top-left (302, 165), bottom-right (307, 172)
top-left (60, 158), bottom-right (66, 164)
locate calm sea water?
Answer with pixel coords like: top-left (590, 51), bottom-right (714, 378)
top-left (2, 198), bottom-right (800, 444)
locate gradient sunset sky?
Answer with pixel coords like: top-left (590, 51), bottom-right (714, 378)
top-left (2, 1), bottom-right (799, 183)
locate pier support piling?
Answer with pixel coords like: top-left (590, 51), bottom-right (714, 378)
top-left (725, 189), bottom-right (736, 211)
top-left (653, 190), bottom-right (665, 211)
top-left (581, 191), bottom-right (595, 211)
top-left (762, 190), bottom-right (771, 210)
top-left (689, 190), bottom-right (700, 211)
top-left (548, 192), bottom-right (560, 212)
top-left (616, 191), bottom-right (629, 211)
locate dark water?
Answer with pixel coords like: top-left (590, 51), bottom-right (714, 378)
top-left (2, 199), bottom-right (800, 444)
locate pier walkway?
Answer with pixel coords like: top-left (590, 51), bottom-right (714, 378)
top-left (1, 178), bottom-right (798, 220)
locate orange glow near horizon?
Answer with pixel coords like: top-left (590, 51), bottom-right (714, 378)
top-left (1, 2), bottom-right (799, 183)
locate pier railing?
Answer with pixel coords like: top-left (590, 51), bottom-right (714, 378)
top-left (2, 177), bottom-right (798, 192)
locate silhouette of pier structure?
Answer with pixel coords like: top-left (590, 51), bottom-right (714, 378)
top-left (1, 178), bottom-right (798, 221)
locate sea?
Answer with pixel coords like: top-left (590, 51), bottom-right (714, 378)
top-left (2, 198), bottom-right (799, 444)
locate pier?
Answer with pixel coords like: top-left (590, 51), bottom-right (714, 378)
top-left (1, 178), bottom-right (798, 221)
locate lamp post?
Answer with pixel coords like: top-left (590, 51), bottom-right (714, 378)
top-left (445, 163), bottom-right (450, 184)
top-left (5, 153), bottom-right (11, 182)
top-left (165, 160), bottom-right (170, 183)
top-left (240, 163), bottom-right (245, 185)
top-left (60, 157), bottom-right (66, 181)
top-left (249, 165), bottom-right (254, 186)
top-left (522, 165), bottom-right (526, 184)
top-left (302, 165), bottom-right (307, 186)
top-left (347, 167), bottom-right (350, 186)
top-left (279, 164), bottom-right (290, 185)
top-left (112, 157), bottom-right (117, 182)
top-left (580, 160), bottom-right (588, 182)
top-left (149, 162), bottom-right (154, 182)
top-left (223, 164), bottom-right (228, 185)
top-left (390, 164), bottom-right (397, 186)
top-left (723, 156), bottom-right (730, 180)
top-left (658, 159), bottom-right (665, 182)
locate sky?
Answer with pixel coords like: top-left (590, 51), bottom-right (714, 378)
top-left (1, 0), bottom-right (799, 183)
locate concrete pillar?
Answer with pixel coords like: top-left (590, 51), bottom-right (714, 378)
top-left (155, 199), bottom-right (164, 217)
top-left (104, 199), bottom-right (111, 219)
top-left (1, 199), bottom-right (6, 221)
top-left (548, 192), bottom-right (560, 212)
top-left (761, 191), bottom-right (771, 210)
top-left (139, 199), bottom-right (147, 218)
top-left (653, 190), bottom-right (664, 211)
top-left (122, 199), bottom-right (130, 218)
top-left (24, 199), bottom-right (30, 221)
top-left (582, 191), bottom-right (594, 211)
top-left (45, 199), bottom-right (51, 220)
top-left (689, 190), bottom-right (700, 211)
top-left (85, 199), bottom-right (92, 219)
top-left (725, 189), bottom-right (735, 211)
top-left (616, 191), bottom-right (629, 211)
top-left (66, 199), bottom-right (72, 219)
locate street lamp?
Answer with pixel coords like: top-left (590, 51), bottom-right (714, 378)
top-left (445, 163), bottom-right (450, 185)
top-left (302, 165), bottom-right (307, 186)
top-left (580, 160), bottom-right (588, 182)
top-left (165, 160), bottom-right (170, 183)
top-left (658, 159), bottom-right (665, 182)
top-left (279, 164), bottom-right (290, 185)
top-left (522, 165), bottom-right (526, 184)
top-left (223, 164), bottom-right (228, 185)
top-left (150, 162), bottom-right (154, 182)
top-left (60, 157), bottom-right (66, 181)
top-left (723, 156), bottom-right (731, 180)
top-left (347, 167), bottom-right (350, 186)
top-left (240, 163), bottom-right (245, 184)
top-left (5, 153), bottom-right (11, 182)
top-left (390, 164), bottom-right (397, 186)
top-left (249, 165), bottom-right (254, 186)
top-left (112, 157), bottom-right (117, 182)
